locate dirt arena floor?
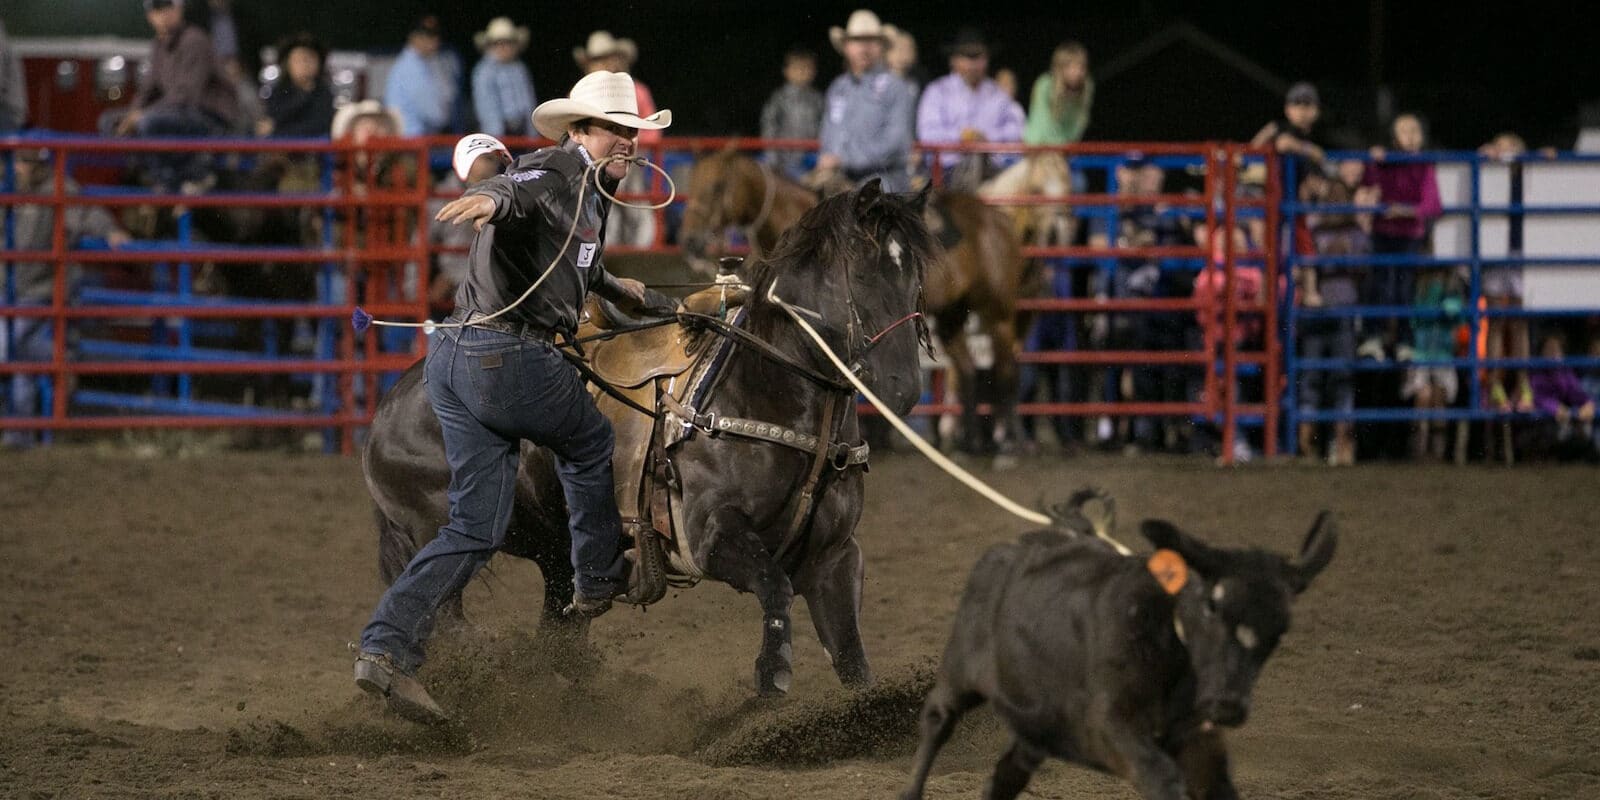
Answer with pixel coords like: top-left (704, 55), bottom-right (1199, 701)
top-left (3, 445), bottom-right (1598, 799)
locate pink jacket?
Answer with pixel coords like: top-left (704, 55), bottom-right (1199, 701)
top-left (1363, 161), bottom-right (1441, 241)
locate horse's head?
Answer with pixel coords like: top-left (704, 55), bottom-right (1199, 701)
top-left (754, 179), bottom-right (937, 416)
top-left (681, 148), bottom-right (764, 272)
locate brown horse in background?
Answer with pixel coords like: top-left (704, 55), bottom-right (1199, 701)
top-left (681, 149), bottom-right (1036, 454)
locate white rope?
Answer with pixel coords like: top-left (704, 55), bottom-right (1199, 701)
top-left (767, 279), bottom-right (1133, 556)
top-left (365, 154), bottom-right (675, 331)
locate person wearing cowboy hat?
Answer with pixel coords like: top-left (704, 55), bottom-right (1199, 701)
top-left (471, 17), bottom-right (536, 138)
top-left (355, 70), bottom-right (678, 724)
top-left (383, 14), bottom-right (461, 136)
top-left (817, 9), bottom-right (917, 192)
top-left (573, 30), bottom-right (661, 246)
top-left (915, 27), bottom-right (1024, 188)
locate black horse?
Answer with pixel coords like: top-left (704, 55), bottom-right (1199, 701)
top-left (362, 180), bottom-right (938, 695)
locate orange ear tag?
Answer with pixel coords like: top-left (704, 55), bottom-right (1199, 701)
top-left (1147, 549), bottom-right (1189, 595)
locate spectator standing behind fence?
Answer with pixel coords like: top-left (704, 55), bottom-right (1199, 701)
top-left (1296, 160), bottom-right (1375, 465)
top-left (3, 150), bottom-right (134, 450)
top-left (760, 48), bottom-right (824, 179)
top-left (470, 17), bottom-right (535, 138)
top-left (100, 1), bottom-right (241, 145)
top-left (1529, 333), bottom-right (1596, 462)
top-left (884, 24), bottom-right (927, 90)
top-left (0, 17), bottom-right (26, 133)
top-left (1363, 113), bottom-right (1442, 360)
top-left (384, 15), bottom-right (459, 137)
top-left (916, 28), bottom-right (1024, 191)
top-left (1478, 132), bottom-right (1537, 412)
top-left (258, 32), bottom-right (333, 138)
top-left (1402, 266), bottom-right (1464, 460)
top-left (817, 10), bottom-right (917, 193)
top-left (1251, 82), bottom-right (1326, 208)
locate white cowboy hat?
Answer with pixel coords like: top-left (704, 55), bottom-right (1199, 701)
top-left (452, 133), bottom-right (512, 181)
top-left (530, 70), bottom-right (671, 141)
top-left (828, 9), bottom-right (891, 53)
top-left (474, 17), bottom-right (529, 51)
top-left (330, 99), bottom-right (402, 140)
top-left (572, 30), bottom-right (638, 68)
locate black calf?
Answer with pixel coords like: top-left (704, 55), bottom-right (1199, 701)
top-left (902, 501), bottom-right (1336, 800)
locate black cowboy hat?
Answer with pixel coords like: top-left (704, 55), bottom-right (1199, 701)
top-left (942, 27), bottom-right (994, 58)
top-left (276, 31), bottom-right (328, 65)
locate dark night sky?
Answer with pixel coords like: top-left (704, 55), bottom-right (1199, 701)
top-left (9, 0), bottom-right (1598, 149)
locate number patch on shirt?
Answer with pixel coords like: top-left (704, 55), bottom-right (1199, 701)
top-left (577, 242), bottom-right (597, 268)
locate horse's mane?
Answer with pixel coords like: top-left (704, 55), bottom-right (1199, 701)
top-left (744, 186), bottom-right (939, 353)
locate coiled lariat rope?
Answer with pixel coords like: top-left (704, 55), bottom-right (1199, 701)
top-left (351, 153), bottom-right (675, 334)
top-left (766, 278), bottom-right (1134, 556)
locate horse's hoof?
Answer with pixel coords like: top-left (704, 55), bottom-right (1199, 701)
top-left (756, 668), bottom-right (793, 697)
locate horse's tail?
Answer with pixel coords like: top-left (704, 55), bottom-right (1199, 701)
top-left (375, 505), bottom-right (417, 587)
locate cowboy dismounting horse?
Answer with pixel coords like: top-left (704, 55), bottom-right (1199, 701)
top-left (363, 179), bottom-right (939, 710)
top-left (681, 148), bottom-right (1035, 455)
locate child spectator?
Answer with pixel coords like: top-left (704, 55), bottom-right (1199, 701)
top-left (3, 149), bottom-right (134, 449)
top-left (1362, 113), bottom-right (1442, 358)
top-left (1529, 333), bottom-right (1596, 461)
top-left (1296, 160), bottom-right (1375, 464)
top-left (760, 47), bottom-right (824, 179)
top-left (470, 17), bottom-right (536, 138)
top-left (1400, 267), bottom-right (1464, 460)
top-left (1478, 132), bottom-right (1536, 412)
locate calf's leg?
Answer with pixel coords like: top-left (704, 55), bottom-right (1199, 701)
top-left (1175, 728), bottom-right (1237, 800)
top-left (900, 683), bottom-right (981, 800)
top-left (983, 738), bottom-right (1046, 800)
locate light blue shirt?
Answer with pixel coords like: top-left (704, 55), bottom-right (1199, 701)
top-left (916, 73), bottom-right (1026, 168)
top-left (819, 65), bottom-right (917, 191)
top-left (471, 57), bottom-right (536, 137)
top-left (384, 46), bottom-right (460, 136)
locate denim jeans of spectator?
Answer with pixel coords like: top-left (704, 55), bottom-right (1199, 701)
top-left (1366, 234), bottom-right (1426, 348)
top-left (1299, 316), bottom-right (1356, 416)
top-left (2, 318), bottom-right (54, 448)
top-left (361, 326), bottom-right (627, 672)
top-left (97, 106), bottom-right (231, 191)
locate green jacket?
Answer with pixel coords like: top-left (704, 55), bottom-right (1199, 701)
top-left (1023, 74), bottom-right (1093, 146)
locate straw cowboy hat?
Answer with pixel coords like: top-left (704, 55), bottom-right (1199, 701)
top-left (331, 99), bottom-right (402, 139)
top-left (474, 17), bottom-right (529, 51)
top-left (530, 70), bottom-right (671, 141)
top-left (829, 9), bottom-right (892, 52)
top-left (572, 30), bottom-right (638, 68)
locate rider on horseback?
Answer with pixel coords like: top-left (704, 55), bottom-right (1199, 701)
top-left (353, 71), bottom-right (675, 724)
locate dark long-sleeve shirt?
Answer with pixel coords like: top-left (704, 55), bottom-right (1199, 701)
top-left (456, 140), bottom-right (636, 335)
top-left (135, 24), bottom-right (240, 126)
top-left (262, 80), bottom-right (335, 138)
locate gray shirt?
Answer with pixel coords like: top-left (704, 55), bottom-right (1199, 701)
top-left (8, 178), bottom-right (121, 303)
top-left (819, 65), bottom-right (917, 191)
top-left (760, 82), bottom-right (823, 178)
top-left (457, 140), bottom-right (634, 335)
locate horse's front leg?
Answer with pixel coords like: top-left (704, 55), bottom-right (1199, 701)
top-left (935, 312), bottom-right (984, 454)
top-left (986, 318), bottom-right (1023, 454)
top-left (795, 532), bottom-right (871, 687)
top-left (701, 506), bottom-right (797, 696)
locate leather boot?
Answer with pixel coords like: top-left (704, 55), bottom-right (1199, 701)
top-left (353, 651), bottom-right (449, 725)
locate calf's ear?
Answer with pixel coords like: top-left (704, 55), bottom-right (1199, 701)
top-left (1287, 511), bottom-right (1338, 594)
top-left (1140, 520), bottom-right (1227, 577)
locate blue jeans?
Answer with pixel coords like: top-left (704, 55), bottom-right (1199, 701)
top-left (361, 326), bottom-right (626, 672)
top-left (2, 318), bottom-right (54, 448)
